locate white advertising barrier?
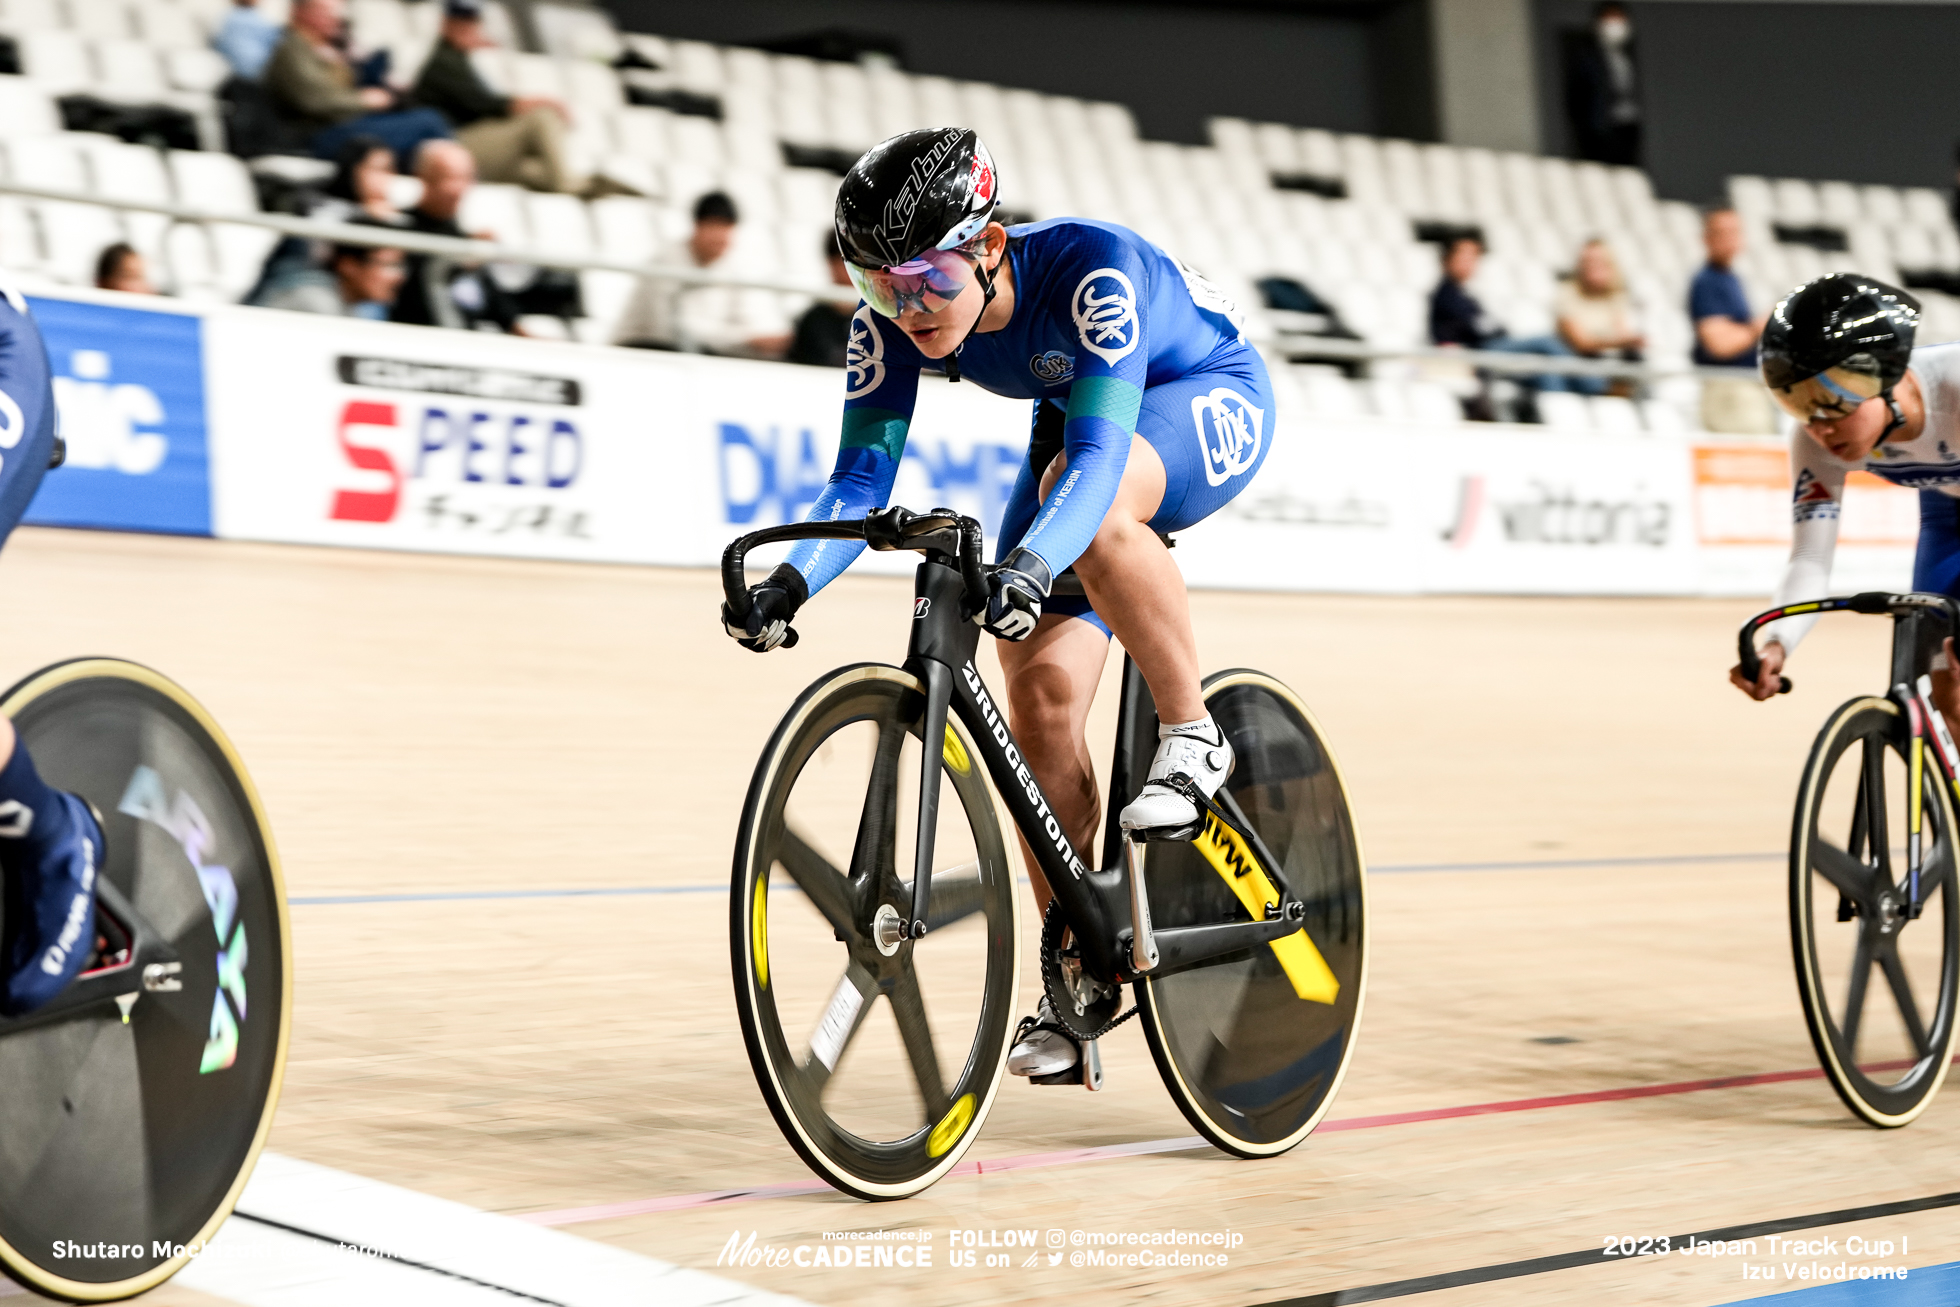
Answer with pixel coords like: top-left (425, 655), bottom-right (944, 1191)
top-left (1181, 421), bottom-right (1700, 595)
top-left (203, 304), bottom-right (1035, 575)
top-left (26, 286), bottom-right (1917, 599)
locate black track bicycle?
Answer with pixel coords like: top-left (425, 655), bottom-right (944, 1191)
top-left (0, 659), bottom-right (290, 1301)
top-left (725, 506), bottom-right (1367, 1199)
top-left (1740, 592), bottom-right (1960, 1127)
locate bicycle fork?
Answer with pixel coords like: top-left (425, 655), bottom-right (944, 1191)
top-left (1900, 675), bottom-right (1960, 919)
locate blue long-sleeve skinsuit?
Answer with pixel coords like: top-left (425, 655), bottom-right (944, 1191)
top-left (783, 218), bottom-right (1275, 629)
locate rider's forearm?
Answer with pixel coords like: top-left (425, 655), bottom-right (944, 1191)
top-left (1014, 376), bottom-right (1141, 577)
top-left (1760, 515), bottom-right (1839, 655)
top-left (782, 442), bottom-right (897, 595)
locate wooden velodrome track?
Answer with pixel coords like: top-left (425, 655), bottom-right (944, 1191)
top-left (4, 525), bottom-right (1957, 1307)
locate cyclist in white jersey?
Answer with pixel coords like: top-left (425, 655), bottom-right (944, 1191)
top-left (1732, 274), bottom-right (1960, 725)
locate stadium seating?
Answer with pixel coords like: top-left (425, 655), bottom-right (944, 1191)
top-left (0, 0), bottom-right (1951, 433)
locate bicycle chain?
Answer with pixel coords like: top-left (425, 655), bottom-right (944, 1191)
top-left (1039, 900), bottom-right (1133, 1040)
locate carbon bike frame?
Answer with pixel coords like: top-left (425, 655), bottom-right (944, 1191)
top-left (724, 507), bottom-right (1308, 986)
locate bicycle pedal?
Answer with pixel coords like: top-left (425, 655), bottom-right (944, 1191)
top-left (1028, 1037), bottom-right (1102, 1090)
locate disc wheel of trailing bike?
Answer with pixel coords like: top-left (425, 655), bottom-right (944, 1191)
top-left (0, 660), bottom-right (290, 1301)
top-left (1137, 670), bottom-right (1368, 1157)
top-left (731, 663), bottom-right (1019, 1199)
top-left (1791, 696), bottom-right (1960, 1126)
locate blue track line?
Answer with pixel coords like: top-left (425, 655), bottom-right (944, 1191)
top-left (286, 851), bottom-right (1783, 906)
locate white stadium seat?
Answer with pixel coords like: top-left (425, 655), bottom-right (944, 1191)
top-left (137, 1), bottom-right (207, 49)
top-left (459, 182), bottom-right (530, 246)
top-left (0, 75), bottom-right (61, 136)
top-left (94, 40), bottom-right (170, 102)
top-left (0, 0), bottom-right (65, 34)
top-left (1535, 391), bottom-right (1593, 432)
top-left (167, 149), bottom-right (257, 213)
top-left (65, 0), bottom-right (131, 41)
top-left (165, 46), bottom-right (230, 94)
top-left (524, 191), bottom-right (593, 259)
top-left (19, 30), bottom-right (96, 95)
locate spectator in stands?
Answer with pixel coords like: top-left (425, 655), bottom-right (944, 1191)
top-left (1555, 238), bottom-right (1643, 395)
top-left (248, 134), bottom-right (406, 306)
top-left (264, 0), bottom-right (453, 169)
top-left (94, 243), bottom-right (156, 295)
top-left (785, 233), bottom-right (855, 368)
top-left (612, 191), bottom-right (789, 358)
top-left (412, 0), bottom-right (578, 195)
top-left (213, 0), bottom-right (282, 81)
top-left (1562, 1), bottom-right (1640, 167)
top-left (1691, 206), bottom-right (1774, 433)
top-left (1430, 234), bottom-right (1574, 413)
top-left (260, 227), bottom-right (406, 319)
top-left (390, 140), bottom-right (522, 333)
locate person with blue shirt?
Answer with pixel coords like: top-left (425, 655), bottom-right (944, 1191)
top-left (213, 0), bottom-right (283, 81)
top-left (1690, 206), bottom-right (1774, 433)
top-left (0, 279), bottom-right (108, 1018)
top-left (721, 128), bottom-right (1275, 1083)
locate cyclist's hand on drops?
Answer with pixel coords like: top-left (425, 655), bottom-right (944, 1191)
top-left (723, 564), bottom-right (808, 653)
top-left (1729, 641), bottom-right (1786, 701)
top-left (979, 547), bottom-right (1051, 642)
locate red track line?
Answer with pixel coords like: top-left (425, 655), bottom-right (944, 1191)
top-left (515, 1057), bottom-right (1943, 1227)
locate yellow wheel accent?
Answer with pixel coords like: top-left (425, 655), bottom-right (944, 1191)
top-left (752, 877), bottom-right (769, 989)
top-left (942, 723), bottom-right (971, 775)
top-left (927, 1093), bottom-right (975, 1157)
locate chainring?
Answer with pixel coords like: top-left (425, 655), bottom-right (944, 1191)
top-left (1039, 899), bottom-right (1125, 1039)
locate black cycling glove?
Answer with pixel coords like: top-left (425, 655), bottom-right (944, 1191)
top-left (979, 547), bottom-right (1051, 642)
top-left (723, 564), bottom-right (809, 653)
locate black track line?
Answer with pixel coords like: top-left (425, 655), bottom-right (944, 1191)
top-left (1251, 1190), bottom-right (1960, 1305)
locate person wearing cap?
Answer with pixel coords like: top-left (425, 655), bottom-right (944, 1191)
top-left (412, 0), bottom-right (582, 195)
top-left (1732, 274), bottom-right (1960, 728)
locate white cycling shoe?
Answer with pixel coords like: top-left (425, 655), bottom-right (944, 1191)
top-left (1008, 996), bottom-right (1079, 1076)
top-left (1117, 717), bottom-right (1233, 834)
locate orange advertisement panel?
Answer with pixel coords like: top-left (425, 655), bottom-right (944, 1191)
top-left (1692, 444), bottom-right (1919, 547)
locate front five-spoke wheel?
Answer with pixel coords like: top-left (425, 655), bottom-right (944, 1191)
top-left (1792, 696), bottom-right (1960, 1126)
top-left (731, 664), bottom-right (1019, 1198)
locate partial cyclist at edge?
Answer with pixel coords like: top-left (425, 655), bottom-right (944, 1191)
top-left (0, 278), bottom-right (106, 1019)
top-left (1731, 273), bottom-right (1960, 726)
top-left (721, 127), bottom-right (1275, 1084)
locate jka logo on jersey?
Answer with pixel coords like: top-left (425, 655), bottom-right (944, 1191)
top-left (1191, 387), bottom-right (1264, 487)
top-left (845, 306), bottom-right (886, 397)
top-left (1071, 268), bottom-right (1139, 366)
top-left (1029, 350), bottom-right (1074, 384)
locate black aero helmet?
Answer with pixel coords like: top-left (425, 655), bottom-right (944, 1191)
top-left (1760, 273), bottom-right (1919, 424)
top-left (834, 128), bottom-right (999, 272)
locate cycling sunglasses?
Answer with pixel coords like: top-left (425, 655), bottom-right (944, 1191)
top-left (848, 247), bottom-right (977, 319)
top-left (1766, 365), bottom-right (1885, 424)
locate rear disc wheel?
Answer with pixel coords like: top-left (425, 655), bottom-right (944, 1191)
top-left (1137, 670), bottom-right (1367, 1157)
top-left (0, 659), bottom-right (290, 1301)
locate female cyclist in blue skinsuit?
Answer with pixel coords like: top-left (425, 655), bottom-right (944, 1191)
top-left (723, 129), bottom-right (1275, 1080)
top-left (0, 277), bottom-right (105, 1017)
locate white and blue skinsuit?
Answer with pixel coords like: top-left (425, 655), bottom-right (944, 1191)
top-left (784, 218), bottom-right (1275, 631)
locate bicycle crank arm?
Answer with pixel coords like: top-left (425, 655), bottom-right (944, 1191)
top-left (1125, 836), bottom-right (1158, 973)
top-left (1150, 911), bottom-right (1309, 972)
